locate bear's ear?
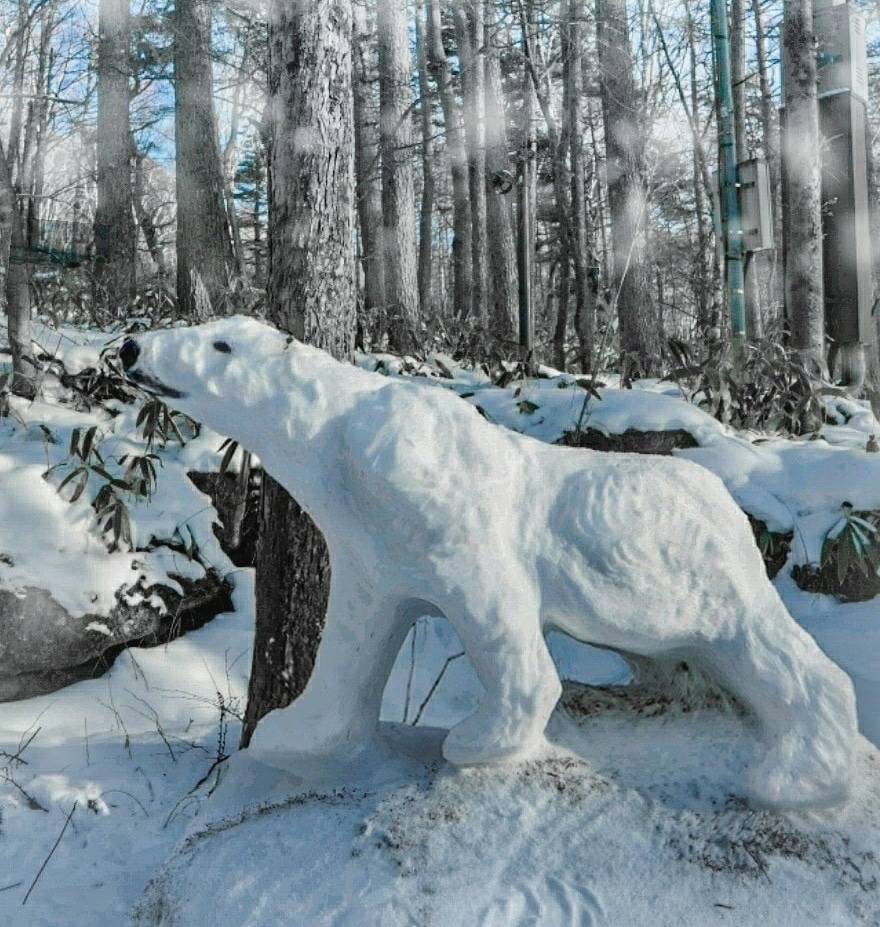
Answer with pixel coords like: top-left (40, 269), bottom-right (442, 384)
top-left (213, 340), bottom-right (233, 354)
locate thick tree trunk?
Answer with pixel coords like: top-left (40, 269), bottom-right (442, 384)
top-left (595, 0), bottom-right (653, 377)
top-left (454, 0), bottom-right (488, 325)
top-left (377, 0), bottom-right (419, 352)
top-left (484, 42), bottom-right (517, 344)
top-left (174, 0), bottom-right (235, 318)
top-left (94, 0), bottom-right (135, 305)
top-left (241, 0), bottom-right (356, 748)
top-left (416, 3), bottom-right (435, 320)
top-left (353, 3), bottom-right (386, 336)
top-left (782, 0), bottom-right (824, 367)
top-left (426, 0), bottom-right (471, 321)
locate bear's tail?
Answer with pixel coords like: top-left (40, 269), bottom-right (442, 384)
top-left (704, 590), bottom-right (857, 809)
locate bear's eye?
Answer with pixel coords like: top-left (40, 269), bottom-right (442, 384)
top-left (213, 341), bottom-right (233, 354)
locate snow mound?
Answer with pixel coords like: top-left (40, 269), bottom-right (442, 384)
top-left (134, 687), bottom-right (880, 927)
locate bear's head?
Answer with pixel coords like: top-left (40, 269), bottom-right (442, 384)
top-left (120, 316), bottom-right (294, 427)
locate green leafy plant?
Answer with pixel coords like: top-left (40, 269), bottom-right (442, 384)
top-left (820, 503), bottom-right (880, 586)
top-left (664, 334), bottom-right (826, 436)
top-left (136, 397), bottom-right (199, 448)
top-left (749, 518), bottom-right (793, 580)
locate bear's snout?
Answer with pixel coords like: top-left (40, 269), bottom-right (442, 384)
top-left (120, 339), bottom-right (140, 371)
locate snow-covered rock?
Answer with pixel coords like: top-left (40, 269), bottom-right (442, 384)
top-left (0, 569), bottom-right (231, 701)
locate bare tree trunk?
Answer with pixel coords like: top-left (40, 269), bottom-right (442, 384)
top-left (782, 0), bottom-right (824, 368)
top-left (426, 0), bottom-right (471, 321)
top-left (686, 7), bottom-right (714, 337)
top-left (22, 7), bottom-right (55, 257)
top-left (416, 2), bottom-right (435, 320)
top-left (222, 37), bottom-right (250, 279)
top-left (752, 0), bottom-right (778, 199)
top-left (520, 4), bottom-right (573, 370)
top-left (6, 0), bottom-right (28, 180)
top-left (565, 0), bottom-right (594, 372)
top-left (252, 145), bottom-right (265, 286)
top-left (174, 0), bottom-right (235, 317)
top-left (454, 0), bottom-right (488, 325)
top-left (94, 0), bottom-right (135, 306)
top-left (484, 39), bottom-right (517, 344)
top-left (377, 0), bottom-right (419, 352)
top-left (550, 6), bottom-right (573, 371)
top-left (596, 0), bottom-right (653, 377)
top-left (0, 141), bottom-right (35, 398)
top-left (133, 147), bottom-right (168, 277)
top-left (242, 0), bottom-right (356, 748)
top-left (353, 2), bottom-right (386, 336)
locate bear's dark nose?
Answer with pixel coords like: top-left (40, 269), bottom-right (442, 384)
top-left (120, 338), bottom-right (140, 371)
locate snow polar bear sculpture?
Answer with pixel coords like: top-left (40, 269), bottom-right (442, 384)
top-left (121, 317), bottom-right (857, 809)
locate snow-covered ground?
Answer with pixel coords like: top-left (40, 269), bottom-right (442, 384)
top-left (2, 318), bottom-right (880, 925)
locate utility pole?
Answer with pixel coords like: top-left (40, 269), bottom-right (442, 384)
top-left (710, 0), bottom-right (747, 351)
top-left (814, 0), bottom-right (873, 386)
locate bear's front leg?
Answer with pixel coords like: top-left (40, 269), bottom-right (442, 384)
top-left (247, 575), bottom-right (408, 777)
top-left (442, 621), bottom-right (561, 766)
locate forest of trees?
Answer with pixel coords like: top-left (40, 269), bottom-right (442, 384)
top-left (3, 0), bottom-right (879, 378)
top-left (2, 0), bottom-right (880, 727)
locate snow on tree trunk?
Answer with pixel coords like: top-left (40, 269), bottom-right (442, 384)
top-left (596, 0), bottom-right (653, 377)
top-left (782, 0), bottom-right (825, 369)
top-left (173, 0), bottom-right (235, 318)
top-left (378, 0), bottom-right (420, 352)
top-left (242, 0), bottom-right (356, 748)
top-left (94, 0), bottom-right (135, 307)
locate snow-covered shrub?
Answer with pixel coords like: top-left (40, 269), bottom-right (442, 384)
top-left (792, 504), bottom-right (880, 602)
top-left (665, 334), bottom-right (825, 435)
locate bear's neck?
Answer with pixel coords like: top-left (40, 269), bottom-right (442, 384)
top-left (238, 351), bottom-right (381, 539)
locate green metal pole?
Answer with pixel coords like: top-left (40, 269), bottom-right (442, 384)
top-left (710, 0), bottom-right (746, 350)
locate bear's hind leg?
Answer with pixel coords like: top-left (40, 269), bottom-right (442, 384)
top-left (696, 595), bottom-right (857, 809)
top-left (441, 605), bottom-right (561, 767)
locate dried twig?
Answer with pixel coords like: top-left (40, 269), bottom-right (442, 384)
top-left (412, 652), bottom-right (466, 726)
top-left (22, 801), bottom-right (77, 906)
